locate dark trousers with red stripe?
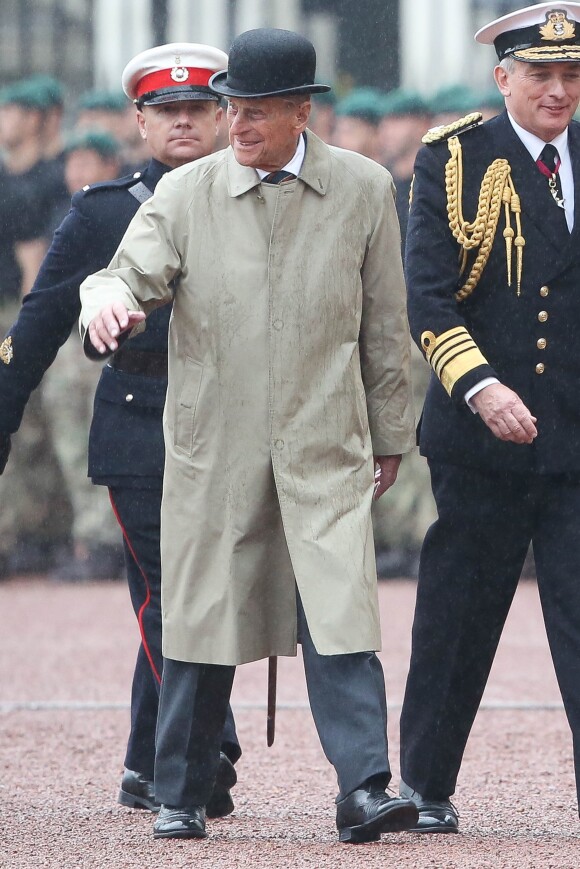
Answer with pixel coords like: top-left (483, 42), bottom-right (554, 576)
top-left (109, 485), bottom-right (241, 779)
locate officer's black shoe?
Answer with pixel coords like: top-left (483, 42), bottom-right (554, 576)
top-left (336, 784), bottom-right (419, 843)
top-left (153, 805), bottom-right (207, 839)
top-left (399, 780), bottom-right (459, 833)
top-left (118, 753), bottom-right (237, 817)
top-left (118, 769), bottom-right (159, 812)
top-left (206, 752), bottom-right (237, 818)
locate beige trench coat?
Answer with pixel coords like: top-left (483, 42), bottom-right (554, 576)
top-left (80, 130), bottom-right (415, 665)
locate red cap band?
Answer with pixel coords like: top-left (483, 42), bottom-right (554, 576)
top-left (136, 67), bottom-right (213, 98)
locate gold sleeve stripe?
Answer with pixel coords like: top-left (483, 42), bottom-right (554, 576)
top-left (432, 337), bottom-right (473, 378)
top-left (421, 327), bottom-right (489, 396)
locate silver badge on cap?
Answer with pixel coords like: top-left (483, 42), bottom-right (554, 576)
top-left (171, 56), bottom-right (189, 82)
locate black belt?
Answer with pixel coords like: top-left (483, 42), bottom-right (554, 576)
top-left (110, 348), bottom-right (168, 377)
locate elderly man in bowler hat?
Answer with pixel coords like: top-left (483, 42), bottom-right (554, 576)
top-left (400, 1), bottom-right (580, 833)
top-left (79, 28), bottom-right (417, 843)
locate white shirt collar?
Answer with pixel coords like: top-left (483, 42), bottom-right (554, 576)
top-left (255, 133), bottom-right (305, 180)
top-left (507, 112), bottom-right (569, 162)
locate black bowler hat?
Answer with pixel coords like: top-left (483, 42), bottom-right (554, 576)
top-left (209, 28), bottom-right (331, 98)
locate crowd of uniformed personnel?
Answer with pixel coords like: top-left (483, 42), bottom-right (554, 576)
top-left (0, 71), bottom-right (504, 583)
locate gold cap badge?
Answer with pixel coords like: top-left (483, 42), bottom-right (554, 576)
top-left (540, 10), bottom-right (575, 41)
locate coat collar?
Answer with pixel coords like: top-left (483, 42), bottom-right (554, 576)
top-left (226, 129), bottom-right (331, 198)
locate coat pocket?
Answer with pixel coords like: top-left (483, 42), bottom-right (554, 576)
top-left (174, 357), bottom-right (204, 456)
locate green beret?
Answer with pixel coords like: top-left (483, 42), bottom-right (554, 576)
top-left (26, 75), bottom-right (65, 106)
top-left (381, 88), bottom-right (431, 117)
top-left (64, 129), bottom-right (120, 159)
top-left (0, 79), bottom-right (51, 110)
top-left (312, 86), bottom-right (336, 107)
top-left (335, 87), bottom-right (387, 124)
top-left (428, 84), bottom-right (479, 116)
top-left (478, 87), bottom-right (505, 111)
top-left (77, 90), bottom-right (130, 112)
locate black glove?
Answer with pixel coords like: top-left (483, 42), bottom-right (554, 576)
top-left (0, 433), bottom-right (11, 474)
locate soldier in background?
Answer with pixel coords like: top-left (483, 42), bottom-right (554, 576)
top-left (0, 79), bottom-right (73, 577)
top-left (372, 89), bottom-right (436, 577)
top-left (331, 86), bottom-right (384, 161)
top-left (76, 90), bottom-right (150, 171)
top-left (309, 88), bottom-right (336, 142)
top-left (43, 130), bottom-right (126, 581)
top-left (428, 83), bottom-right (480, 128)
top-left (377, 88), bottom-right (432, 246)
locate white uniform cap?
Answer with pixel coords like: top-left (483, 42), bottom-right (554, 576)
top-left (475, 2), bottom-right (580, 62)
top-left (122, 43), bottom-right (228, 105)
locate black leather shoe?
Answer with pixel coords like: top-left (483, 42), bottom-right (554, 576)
top-left (153, 805), bottom-right (207, 839)
top-left (206, 752), bottom-right (237, 818)
top-left (118, 769), bottom-right (160, 812)
top-left (399, 780), bottom-right (459, 833)
top-left (119, 752), bottom-right (237, 817)
top-left (336, 787), bottom-right (419, 843)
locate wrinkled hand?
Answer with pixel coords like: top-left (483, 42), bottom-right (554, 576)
top-left (88, 302), bottom-right (146, 354)
top-left (471, 383), bottom-right (537, 444)
top-left (373, 454), bottom-right (402, 500)
top-left (0, 432), bottom-right (11, 474)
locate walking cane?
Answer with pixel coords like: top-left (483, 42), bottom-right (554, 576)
top-left (267, 655), bottom-right (277, 746)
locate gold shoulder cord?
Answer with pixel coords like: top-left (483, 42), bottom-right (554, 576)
top-left (445, 136), bottom-right (525, 299)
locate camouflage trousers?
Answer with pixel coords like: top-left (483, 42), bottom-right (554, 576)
top-left (0, 300), bottom-right (73, 557)
top-left (42, 331), bottom-right (120, 547)
top-left (372, 345), bottom-right (436, 551)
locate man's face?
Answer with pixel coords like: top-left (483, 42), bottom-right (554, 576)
top-left (226, 96), bottom-right (310, 171)
top-left (65, 148), bottom-right (120, 194)
top-left (0, 104), bottom-right (43, 149)
top-left (331, 116), bottom-right (377, 159)
top-left (377, 114), bottom-right (431, 164)
top-left (137, 99), bottom-right (222, 168)
top-left (495, 60), bottom-right (580, 141)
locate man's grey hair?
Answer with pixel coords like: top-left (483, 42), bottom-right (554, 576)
top-left (499, 56), bottom-right (517, 75)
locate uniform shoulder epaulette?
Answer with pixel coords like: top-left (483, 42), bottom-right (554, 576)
top-left (78, 170), bottom-right (147, 198)
top-left (422, 112), bottom-right (483, 145)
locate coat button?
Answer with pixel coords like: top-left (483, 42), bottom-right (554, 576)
top-left (537, 338), bottom-right (547, 349)
top-left (535, 363), bottom-right (545, 374)
top-left (125, 394), bottom-right (134, 402)
top-left (275, 439), bottom-right (284, 449)
top-left (540, 285), bottom-right (549, 297)
top-left (538, 311), bottom-right (548, 322)
top-left (273, 319), bottom-right (283, 331)
top-left (133, 171), bottom-right (141, 179)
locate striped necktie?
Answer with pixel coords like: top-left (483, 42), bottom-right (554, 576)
top-left (261, 170), bottom-right (296, 184)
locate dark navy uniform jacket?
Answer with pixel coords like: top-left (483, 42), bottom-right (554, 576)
top-left (0, 159), bottom-right (170, 488)
top-left (406, 110), bottom-right (580, 475)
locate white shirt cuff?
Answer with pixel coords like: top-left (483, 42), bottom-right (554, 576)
top-left (465, 377), bottom-right (499, 413)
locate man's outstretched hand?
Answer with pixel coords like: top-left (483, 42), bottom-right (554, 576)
top-left (88, 302), bottom-right (146, 354)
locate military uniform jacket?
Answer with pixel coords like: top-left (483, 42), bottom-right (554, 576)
top-left (0, 159), bottom-right (170, 487)
top-left (80, 130), bottom-right (415, 664)
top-left (406, 110), bottom-right (580, 475)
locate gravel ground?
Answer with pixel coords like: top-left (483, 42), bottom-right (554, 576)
top-left (1, 576), bottom-right (580, 868)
